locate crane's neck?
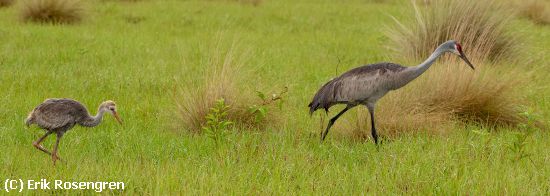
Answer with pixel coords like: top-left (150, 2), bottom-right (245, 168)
top-left (401, 47), bottom-right (447, 84)
top-left (411, 47), bottom-right (446, 78)
top-left (80, 107), bottom-right (106, 127)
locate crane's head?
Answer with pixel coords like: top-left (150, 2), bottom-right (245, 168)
top-left (446, 40), bottom-right (475, 70)
top-left (101, 100), bottom-right (122, 124)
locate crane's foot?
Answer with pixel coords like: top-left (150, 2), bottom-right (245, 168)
top-left (33, 142), bottom-right (52, 156)
top-left (52, 154), bottom-right (63, 166)
top-left (374, 137), bottom-right (387, 152)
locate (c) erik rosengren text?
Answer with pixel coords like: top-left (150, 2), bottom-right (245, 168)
top-left (4, 179), bottom-right (125, 193)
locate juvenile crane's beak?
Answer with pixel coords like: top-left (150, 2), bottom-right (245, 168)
top-left (459, 50), bottom-right (475, 70)
top-left (113, 111), bottom-right (123, 125)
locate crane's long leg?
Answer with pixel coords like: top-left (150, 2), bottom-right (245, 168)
top-left (321, 105), bottom-right (351, 141)
top-left (33, 131), bottom-right (53, 156)
top-left (52, 132), bottom-right (64, 166)
top-left (366, 104), bottom-right (379, 145)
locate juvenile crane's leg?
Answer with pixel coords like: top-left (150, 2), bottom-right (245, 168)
top-left (366, 103), bottom-right (379, 145)
top-left (321, 105), bottom-right (351, 141)
top-left (33, 131), bottom-right (53, 156)
top-left (52, 132), bottom-right (64, 165)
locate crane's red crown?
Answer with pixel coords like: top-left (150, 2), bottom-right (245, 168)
top-left (455, 43), bottom-right (463, 53)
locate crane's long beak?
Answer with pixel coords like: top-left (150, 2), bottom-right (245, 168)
top-left (113, 112), bottom-right (123, 125)
top-left (459, 51), bottom-right (475, 70)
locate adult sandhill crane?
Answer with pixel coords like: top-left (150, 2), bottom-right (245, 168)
top-left (309, 40), bottom-right (475, 144)
top-left (25, 98), bottom-right (122, 165)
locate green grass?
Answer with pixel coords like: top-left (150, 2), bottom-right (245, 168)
top-left (0, 0), bottom-right (549, 194)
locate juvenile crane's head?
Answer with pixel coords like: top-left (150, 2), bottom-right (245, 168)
top-left (443, 40), bottom-right (475, 70)
top-left (100, 100), bottom-right (122, 124)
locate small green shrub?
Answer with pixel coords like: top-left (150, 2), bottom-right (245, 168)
top-left (468, 128), bottom-right (494, 159)
top-left (507, 111), bottom-right (541, 162)
top-left (248, 87), bottom-right (287, 123)
top-left (202, 99), bottom-right (233, 147)
top-left (508, 130), bottom-right (533, 162)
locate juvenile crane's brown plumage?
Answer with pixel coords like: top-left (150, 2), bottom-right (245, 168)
top-left (309, 40), bottom-right (475, 144)
top-left (26, 98), bottom-right (122, 165)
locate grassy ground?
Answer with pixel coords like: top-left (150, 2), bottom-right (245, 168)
top-left (0, 0), bottom-right (549, 194)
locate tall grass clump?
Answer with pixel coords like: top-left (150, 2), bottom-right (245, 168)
top-left (173, 44), bottom-right (247, 133)
top-left (336, 0), bottom-right (537, 140)
top-left (103, 0), bottom-right (143, 2)
top-left (517, 0), bottom-right (550, 25)
top-left (173, 43), bottom-right (281, 133)
top-left (340, 61), bottom-right (531, 140)
top-left (239, 0), bottom-right (262, 7)
top-left (0, 0), bottom-right (14, 8)
top-left (387, 0), bottom-right (519, 63)
top-left (211, 0), bottom-right (262, 7)
top-left (20, 0), bottom-right (84, 24)
top-left (384, 62), bottom-right (527, 130)
top-left (226, 0), bottom-right (262, 7)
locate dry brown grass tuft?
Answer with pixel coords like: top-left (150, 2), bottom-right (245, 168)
top-left (221, 0), bottom-right (262, 7)
top-left (240, 0), bottom-right (262, 6)
top-left (173, 43), bottom-right (280, 133)
top-left (20, 0), bottom-right (84, 24)
top-left (387, 0), bottom-right (519, 63)
top-left (385, 61), bottom-right (527, 127)
top-left (334, 0), bottom-right (539, 140)
top-left (105, 0), bottom-right (143, 2)
top-left (0, 0), bottom-right (14, 8)
top-left (173, 44), bottom-right (247, 133)
top-left (517, 0), bottom-right (550, 25)
top-left (338, 61), bottom-right (532, 140)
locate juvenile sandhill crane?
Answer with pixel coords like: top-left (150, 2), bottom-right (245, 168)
top-left (26, 98), bottom-right (122, 165)
top-left (309, 40), bottom-right (475, 144)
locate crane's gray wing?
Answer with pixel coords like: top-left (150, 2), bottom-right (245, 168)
top-left (29, 98), bottom-right (88, 130)
top-left (309, 62), bottom-right (406, 114)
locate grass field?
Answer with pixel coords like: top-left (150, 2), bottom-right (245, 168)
top-left (1, 0), bottom-right (549, 194)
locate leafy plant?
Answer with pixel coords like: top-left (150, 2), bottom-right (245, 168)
top-left (202, 99), bottom-right (233, 147)
top-left (467, 128), bottom-right (493, 159)
top-left (248, 87), bottom-right (288, 123)
top-left (507, 111), bottom-right (540, 162)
